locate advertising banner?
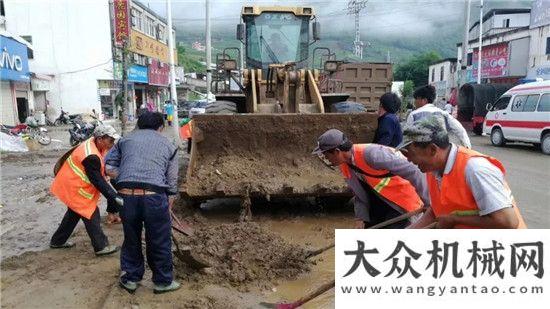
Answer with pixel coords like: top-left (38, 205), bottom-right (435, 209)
top-left (128, 30), bottom-right (177, 64)
top-left (472, 43), bottom-right (509, 79)
top-left (113, 0), bottom-right (130, 45)
top-left (114, 63), bottom-right (148, 83)
top-left (0, 35), bottom-right (30, 82)
top-left (148, 59), bottom-right (170, 86)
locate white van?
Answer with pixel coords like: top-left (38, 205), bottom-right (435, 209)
top-left (483, 80), bottom-right (550, 155)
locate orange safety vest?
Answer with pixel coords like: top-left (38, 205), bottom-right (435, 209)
top-left (339, 144), bottom-right (423, 213)
top-left (50, 137), bottom-right (106, 219)
top-left (427, 147), bottom-right (526, 229)
top-left (180, 120), bottom-right (193, 140)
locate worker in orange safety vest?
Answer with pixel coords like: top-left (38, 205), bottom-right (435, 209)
top-left (50, 125), bottom-right (124, 255)
top-left (398, 114), bottom-right (526, 229)
top-left (313, 129), bottom-right (430, 228)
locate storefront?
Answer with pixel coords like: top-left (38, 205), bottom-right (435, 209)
top-left (147, 59), bottom-right (170, 112)
top-left (97, 80), bottom-right (121, 119)
top-left (1, 34), bottom-right (31, 126)
top-left (113, 63), bottom-right (148, 120)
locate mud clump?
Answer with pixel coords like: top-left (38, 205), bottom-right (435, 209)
top-left (174, 221), bottom-right (313, 291)
top-left (183, 113), bottom-right (378, 197)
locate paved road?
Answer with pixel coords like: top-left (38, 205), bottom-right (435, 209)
top-left (470, 135), bottom-right (550, 228)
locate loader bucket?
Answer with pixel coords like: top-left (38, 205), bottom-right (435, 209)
top-left (181, 113), bottom-right (378, 199)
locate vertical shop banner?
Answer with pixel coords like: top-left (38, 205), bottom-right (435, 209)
top-left (148, 59), bottom-right (170, 86)
top-left (472, 43), bottom-right (509, 79)
top-left (114, 0), bottom-right (130, 45)
top-left (335, 229), bottom-right (549, 309)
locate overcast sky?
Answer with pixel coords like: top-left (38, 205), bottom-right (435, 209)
top-left (137, 0), bottom-right (532, 36)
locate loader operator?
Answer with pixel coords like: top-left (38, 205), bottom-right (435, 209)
top-left (312, 129), bottom-right (430, 228)
top-left (398, 114), bottom-right (526, 229)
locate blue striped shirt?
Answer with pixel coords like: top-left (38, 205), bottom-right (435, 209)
top-left (105, 129), bottom-right (179, 195)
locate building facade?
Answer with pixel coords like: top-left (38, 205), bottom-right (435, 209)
top-left (526, 0), bottom-right (550, 81)
top-left (3, 0), bottom-right (178, 122)
top-left (110, 0), bottom-right (177, 120)
top-left (428, 58), bottom-right (457, 104)
top-left (457, 9), bottom-right (532, 85)
top-left (0, 32), bottom-right (32, 126)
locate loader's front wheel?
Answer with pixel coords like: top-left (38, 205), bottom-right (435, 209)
top-left (205, 100), bottom-right (237, 114)
top-left (330, 101), bottom-right (366, 113)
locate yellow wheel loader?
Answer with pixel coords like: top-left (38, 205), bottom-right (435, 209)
top-left (180, 6), bottom-right (378, 218)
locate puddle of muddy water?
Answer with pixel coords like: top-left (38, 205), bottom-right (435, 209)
top-left (193, 198), bottom-right (354, 308)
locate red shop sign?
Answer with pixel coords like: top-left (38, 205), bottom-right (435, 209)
top-left (148, 58), bottom-right (170, 86)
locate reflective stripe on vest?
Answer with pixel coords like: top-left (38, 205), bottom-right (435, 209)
top-left (66, 156), bottom-right (91, 184)
top-left (339, 144), bottom-right (423, 213)
top-left (50, 137), bottom-right (105, 220)
top-left (427, 146), bottom-right (527, 229)
top-left (78, 187), bottom-right (94, 199)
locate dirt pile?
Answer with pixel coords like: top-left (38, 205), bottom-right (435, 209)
top-left (174, 221), bottom-right (314, 291)
top-left (183, 113), bottom-right (378, 198)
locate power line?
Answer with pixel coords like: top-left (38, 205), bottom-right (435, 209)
top-left (57, 59), bottom-right (113, 75)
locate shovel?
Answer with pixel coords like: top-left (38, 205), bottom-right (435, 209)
top-left (304, 207), bottom-right (427, 259)
top-left (263, 207), bottom-right (428, 308)
top-left (260, 280), bottom-right (336, 309)
top-left (170, 209), bottom-right (194, 236)
top-left (170, 210), bottom-right (213, 269)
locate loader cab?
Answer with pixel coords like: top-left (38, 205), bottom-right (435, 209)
top-left (238, 6), bottom-right (318, 70)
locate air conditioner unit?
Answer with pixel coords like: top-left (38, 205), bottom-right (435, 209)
top-left (147, 58), bottom-right (153, 65)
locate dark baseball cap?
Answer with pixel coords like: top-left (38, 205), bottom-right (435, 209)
top-left (312, 129), bottom-right (346, 155)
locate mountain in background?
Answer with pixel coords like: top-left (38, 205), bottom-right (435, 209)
top-left (173, 0), bottom-right (532, 73)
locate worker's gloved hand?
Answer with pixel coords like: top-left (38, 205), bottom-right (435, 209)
top-left (115, 196), bottom-right (124, 207)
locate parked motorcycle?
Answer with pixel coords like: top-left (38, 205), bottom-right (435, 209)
top-left (68, 117), bottom-right (102, 146)
top-left (0, 123), bottom-right (52, 145)
top-left (53, 109), bottom-right (81, 126)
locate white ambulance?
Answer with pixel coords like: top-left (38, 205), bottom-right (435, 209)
top-left (483, 80), bottom-right (550, 155)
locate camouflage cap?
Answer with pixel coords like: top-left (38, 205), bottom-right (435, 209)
top-left (396, 113), bottom-right (448, 150)
top-left (93, 124), bottom-right (120, 140)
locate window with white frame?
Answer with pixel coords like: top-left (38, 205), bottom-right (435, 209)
top-left (440, 66), bottom-right (444, 81)
top-left (146, 16), bottom-right (155, 37)
top-left (157, 25), bottom-right (166, 42)
top-left (131, 9), bottom-right (142, 31)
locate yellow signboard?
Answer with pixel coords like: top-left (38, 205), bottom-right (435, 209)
top-left (128, 30), bottom-right (177, 64)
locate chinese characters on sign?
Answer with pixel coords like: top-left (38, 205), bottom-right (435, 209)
top-left (343, 240), bottom-right (543, 279)
top-left (472, 43), bottom-right (509, 79)
top-left (148, 58), bottom-right (170, 86)
top-left (114, 0), bottom-right (130, 46)
top-left (335, 230), bottom-right (549, 309)
top-left (129, 31), bottom-right (177, 64)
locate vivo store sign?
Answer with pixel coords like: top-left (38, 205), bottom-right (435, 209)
top-left (0, 36), bottom-right (30, 82)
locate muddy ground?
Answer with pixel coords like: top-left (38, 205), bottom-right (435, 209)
top-left (1, 143), bottom-right (353, 308)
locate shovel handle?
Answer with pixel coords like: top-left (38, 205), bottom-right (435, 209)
top-left (367, 207), bottom-right (426, 229)
top-left (292, 279), bottom-right (335, 307)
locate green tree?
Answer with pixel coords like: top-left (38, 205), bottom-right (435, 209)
top-left (177, 45), bottom-right (206, 73)
top-left (402, 80), bottom-right (415, 99)
top-left (394, 51), bottom-right (441, 87)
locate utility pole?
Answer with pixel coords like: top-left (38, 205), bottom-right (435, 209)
top-left (460, 0), bottom-right (471, 87)
top-left (205, 0), bottom-right (212, 102)
top-left (477, 0), bottom-right (484, 84)
top-left (121, 41), bottom-right (129, 135)
top-left (166, 0), bottom-right (181, 146)
top-left (347, 0), bottom-right (367, 59)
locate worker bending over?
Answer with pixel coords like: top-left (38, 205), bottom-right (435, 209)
top-left (313, 129), bottom-right (430, 228)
